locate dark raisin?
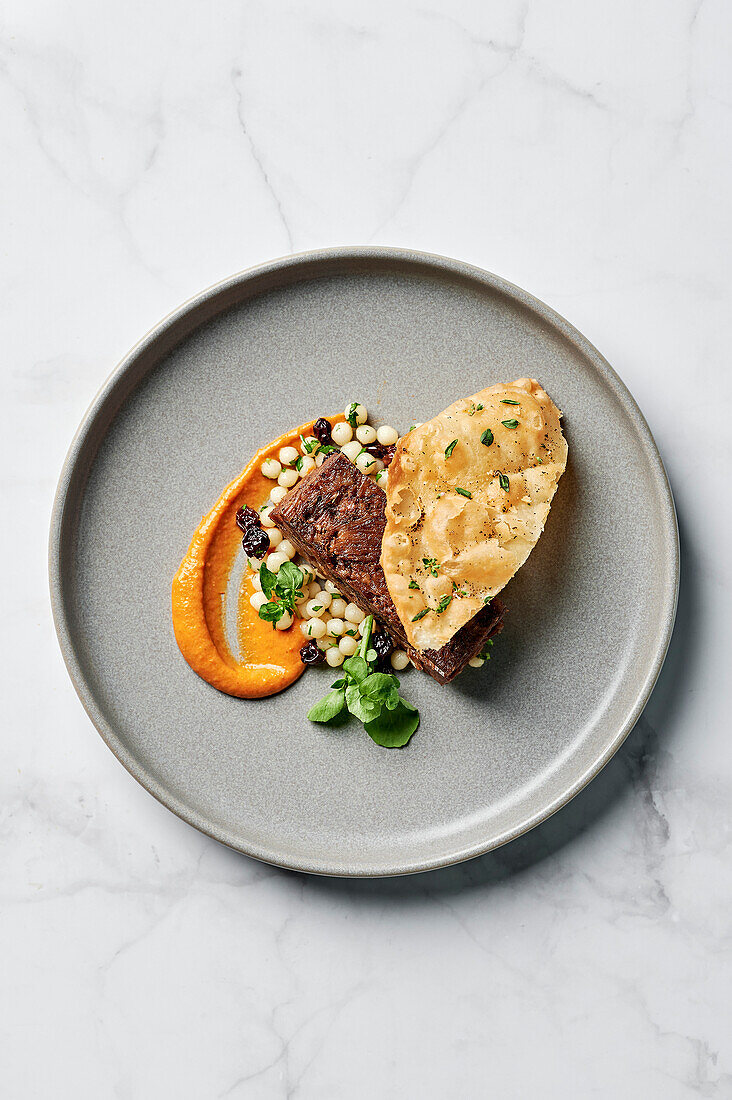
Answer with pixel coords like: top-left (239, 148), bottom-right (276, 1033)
top-left (366, 442), bottom-right (396, 467)
top-left (241, 527), bottom-right (270, 558)
top-left (371, 630), bottom-right (393, 669)
top-left (235, 505), bottom-right (260, 533)
top-left (300, 641), bottom-right (325, 666)
top-left (235, 505), bottom-right (270, 557)
top-left (313, 418), bottom-right (333, 445)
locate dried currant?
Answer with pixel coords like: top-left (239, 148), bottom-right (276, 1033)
top-left (371, 629), bottom-right (393, 669)
top-left (366, 442), bottom-right (396, 467)
top-left (235, 505), bottom-right (260, 532)
top-left (313, 418), bottom-right (333, 445)
top-left (241, 526), bottom-right (270, 558)
top-left (235, 505), bottom-right (270, 558)
top-left (300, 641), bottom-right (325, 666)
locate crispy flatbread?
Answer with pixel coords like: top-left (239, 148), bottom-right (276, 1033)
top-left (381, 378), bottom-right (567, 651)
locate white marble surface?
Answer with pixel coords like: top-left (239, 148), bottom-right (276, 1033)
top-left (2, 0), bottom-right (731, 1095)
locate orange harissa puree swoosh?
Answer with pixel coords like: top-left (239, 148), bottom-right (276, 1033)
top-left (172, 415), bottom-right (343, 698)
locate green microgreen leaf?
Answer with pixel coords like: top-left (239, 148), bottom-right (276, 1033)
top-left (498, 473), bottom-right (510, 492)
top-left (421, 557), bottom-right (438, 577)
top-left (360, 672), bottom-right (400, 710)
top-left (444, 439), bottom-right (458, 458)
top-left (345, 683), bottom-right (381, 723)
top-left (306, 612), bottom-right (421, 749)
top-left (480, 428), bottom-right (494, 447)
top-left (411, 608), bottom-right (429, 622)
top-left (307, 688), bottom-right (346, 723)
top-left (455, 487), bottom-right (472, 498)
top-left (408, 580), bottom-right (420, 590)
top-left (435, 592), bottom-right (453, 614)
top-left (501, 399), bottom-right (520, 405)
top-left (342, 655), bottom-right (369, 684)
top-left (275, 562), bottom-right (304, 601)
top-left (259, 562), bottom-right (277, 600)
top-left (258, 562), bottom-right (304, 626)
top-left (364, 700), bottom-right (420, 748)
top-left (347, 403), bottom-right (360, 431)
top-left (258, 601), bottom-right (283, 624)
top-left (501, 419), bottom-right (519, 429)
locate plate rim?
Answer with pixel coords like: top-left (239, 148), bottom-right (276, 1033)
top-left (49, 245), bottom-right (680, 877)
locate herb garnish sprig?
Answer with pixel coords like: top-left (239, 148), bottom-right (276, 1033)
top-left (412, 590), bottom-right (453, 619)
top-left (300, 433), bottom-right (338, 457)
top-left (299, 434), bottom-right (319, 455)
top-left (308, 616), bottom-right (420, 747)
top-left (422, 556), bottom-right (439, 577)
top-left (258, 561), bottom-right (305, 627)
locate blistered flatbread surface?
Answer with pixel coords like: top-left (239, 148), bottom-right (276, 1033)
top-left (381, 378), bottom-right (568, 651)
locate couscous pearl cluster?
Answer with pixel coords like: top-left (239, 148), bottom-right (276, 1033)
top-left (260, 404), bottom-right (398, 493)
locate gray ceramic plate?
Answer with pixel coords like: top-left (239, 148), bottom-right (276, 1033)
top-left (50, 247), bottom-right (678, 876)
